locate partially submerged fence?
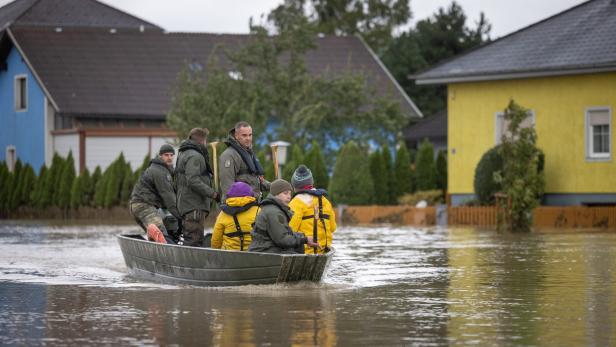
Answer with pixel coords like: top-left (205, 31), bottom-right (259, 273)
top-left (340, 205), bottom-right (616, 229)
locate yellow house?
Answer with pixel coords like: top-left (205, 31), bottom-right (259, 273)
top-left (416, 0), bottom-right (616, 206)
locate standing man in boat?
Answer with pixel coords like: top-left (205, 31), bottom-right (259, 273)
top-left (129, 144), bottom-right (180, 244)
top-left (249, 179), bottom-right (319, 254)
top-left (219, 121), bottom-right (270, 201)
top-left (175, 128), bottom-right (220, 247)
top-left (289, 165), bottom-right (336, 254)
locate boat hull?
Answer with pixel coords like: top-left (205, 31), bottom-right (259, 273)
top-left (117, 234), bottom-right (334, 286)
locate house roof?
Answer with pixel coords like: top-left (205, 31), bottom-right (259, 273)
top-left (0, 0), bottom-right (161, 30)
top-left (403, 110), bottom-right (446, 142)
top-left (416, 0), bottom-right (616, 84)
top-left (7, 26), bottom-right (421, 119)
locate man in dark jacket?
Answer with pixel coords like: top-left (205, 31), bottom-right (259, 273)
top-left (219, 121), bottom-right (271, 200)
top-left (175, 128), bottom-right (220, 247)
top-left (249, 179), bottom-right (318, 254)
top-left (129, 144), bottom-right (180, 243)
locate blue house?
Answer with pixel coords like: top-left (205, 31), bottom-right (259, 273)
top-left (0, 0), bottom-right (422, 173)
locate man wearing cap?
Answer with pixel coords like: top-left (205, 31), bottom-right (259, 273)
top-left (249, 179), bottom-right (318, 254)
top-left (129, 143), bottom-right (180, 244)
top-left (219, 121), bottom-right (270, 201)
top-left (289, 165), bottom-right (336, 254)
top-left (175, 128), bottom-right (220, 247)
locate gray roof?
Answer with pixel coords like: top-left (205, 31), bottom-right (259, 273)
top-left (416, 0), bottom-right (616, 84)
top-left (8, 27), bottom-right (421, 119)
top-left (0, 0), bottom-right (161, 30)
top-left (403, 110), bottom-right (446, 142)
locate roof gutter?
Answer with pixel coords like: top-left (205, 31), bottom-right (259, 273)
top-left (6, 27), bottom-right (60, 112)
top-left (355, 34), bottom-right (423, 118)
top-left (416, 65), bottom-right (616, 85)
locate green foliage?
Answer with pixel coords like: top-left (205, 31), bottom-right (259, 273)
top-left (394, 142), bottom-right (413, 197)
top-left (474, 145), bottom-right (503, 205)
top-left (303, 141), bottom-right (329, 189)
top-left (398, 190), bottom-right (443, 206)
top-left (57, 151), bottom-right (76, 209)
top-left (369, 150), bottom-right (387, 204)
top-left (282, 144), bottom-right (305, 182)
top-left (103, 153), bottom-right (129, 208)
top-left (91, 166), bottom-right (103, 207)
top-left (495, 100), bottom-right (546, 232)
top-left (0, 162), bottom-right (8, 212)
top-left (435, 149), bottom-right (447, 193)
top-left (133, 154), bottom-right (151, 182)
top-left (120, 167), bottom-right (134, 206)
top-left (329, 141), bottom-right (373, 205)
top-left (269, 0), bottom-right (411, 54)
top-left (4, 160), bottom-right (22, 211)
top-left (79, 168), bottom-right (92, 207)
top-left (41, 154), bottom-right (65, 207)
top-left (166, 10), bottom-right (407, 152)
top-left (17, 164), bottom-right (36, 208)
top-left (30, 165), bottom-right (47, 208)
top-left (381, 145), bottom-right (397, 204)
top-left (415, 139), bottom-right (436, 191)
top-left (382, 1), bottom-right (491, 116)
top-left (70, 176), bottom-right (83, 209)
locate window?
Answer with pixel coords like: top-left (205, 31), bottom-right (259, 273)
top-left (586, 108), bottom-right (611, 160)
top-left (495, 111), bottom-right (535, 144)
top-left (6, 146), bottom-right (16, 172)
top-left (14, 75), bottom-right (27, 111)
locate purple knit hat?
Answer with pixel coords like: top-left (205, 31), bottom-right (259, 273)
top-left (226, 182), bottom-right (253, 198)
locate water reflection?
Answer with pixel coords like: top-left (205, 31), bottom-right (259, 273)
top-left (0, 224), bottom-right (615, 345)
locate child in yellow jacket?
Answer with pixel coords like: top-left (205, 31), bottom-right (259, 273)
top-left (212, 182), bottom-right (259, 251)
top-left (288, 165), bottom-right (336, 254)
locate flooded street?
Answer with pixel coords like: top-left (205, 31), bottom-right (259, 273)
top-left (0, 223), bottom-right (615, 346)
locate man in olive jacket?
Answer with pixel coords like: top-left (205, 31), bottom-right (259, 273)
top-left (219, 121), bottom-right (271, 200)
top-left (175, 128), bottom-right (220, 247)
top-left (249, 179), bottom-right (318, 254)
top-left (129, 144), bottom-right (180, 243)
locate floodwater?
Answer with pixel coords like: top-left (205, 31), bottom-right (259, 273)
top-left (0, 222), bottom-right (615, 346)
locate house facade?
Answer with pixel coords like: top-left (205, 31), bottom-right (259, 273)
top-left (417, 0), bottom-right (616, 206)
top-left (0, 0), bottom-right (422, 174)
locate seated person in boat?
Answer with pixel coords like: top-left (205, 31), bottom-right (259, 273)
top-left (129, 144), bottom-right (180, 244)
top-left (289, 165), bottom-right (336, 254)
top-left (249, 179), bottom-right (319, 254)
top-left (211, 182), bottom-right (259, 251)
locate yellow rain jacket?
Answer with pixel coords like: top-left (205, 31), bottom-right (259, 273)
top-left (289, 190), bottom-right (337, 254)
top-left (212, 196), bottom-right (259, 251)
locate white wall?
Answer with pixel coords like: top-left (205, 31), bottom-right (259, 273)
top-left (85, 136), bottom-right (149, 171)
top-left (53, 133), bottom-right (79, 172)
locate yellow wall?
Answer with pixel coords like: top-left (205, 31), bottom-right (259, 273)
top-left (448, 72), bottom-right (616, 194)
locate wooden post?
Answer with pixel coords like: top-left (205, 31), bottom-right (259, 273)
top-left (271, 144), bottom-right (280, 179)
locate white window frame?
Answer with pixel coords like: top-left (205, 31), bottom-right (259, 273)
top-left (585, 107), bottom-right (611, 161)
top-left (6, 145), bottom-right (16, 172)
top-left (495, 110), bottom-right (535, 145)
top-left (14, 74), bottom-right (28, 112)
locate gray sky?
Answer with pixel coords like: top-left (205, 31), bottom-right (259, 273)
top-left (2, 0), bottom-right (587, 39)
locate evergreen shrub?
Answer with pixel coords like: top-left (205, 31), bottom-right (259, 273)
top-left (329, 141), bottom-right (373, 205)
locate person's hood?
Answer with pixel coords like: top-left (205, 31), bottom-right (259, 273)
top-left (225, 196), bottom-right (257, 207)
top-left (179, 138), bottom-right (206, 154)
top-left (150, 157), bottom-right (172, 172)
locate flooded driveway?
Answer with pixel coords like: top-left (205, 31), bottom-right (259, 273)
top-left (0, 222), bottom-right (614, 346)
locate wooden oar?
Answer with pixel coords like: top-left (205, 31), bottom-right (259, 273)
top-left (209, 141), bottom-right (220, 191)
top-left (271, 144), bottom-right (280, 179)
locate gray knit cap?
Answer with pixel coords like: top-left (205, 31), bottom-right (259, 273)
top-left (159, 144), bottom-right (175, 155)
top-left (291, 164), bottom-right (313, 189)
top-left (270, 179), bottom-right (293, 196)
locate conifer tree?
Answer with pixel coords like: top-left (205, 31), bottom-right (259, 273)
top-left (57, 151), bottom-right (76, 209)
top-left (7, 160), bottom-right (23, 211)
top-left (382, 145), bottom-right (397, 204)
top-left (14, 164), bottom-right (36, 208)
top-left (103, 161), bottom-right (120, 208)
top-left (282, 144), bottom-right (305, 182)
top-left (89, 166), bottom-right (102, 207)
top-left (0, 162), bottom-right (8, 212)
top-left (330, 141), bottom-right (373, 205)
top-left (394, 142), bottom-right (413, 198)
top-left (369, 150), bottom-right (388, 204)
top-left (133, 154), bottom-right (151, 182)
top-left (303, 141), bottom-right (329, 189)
top-left (415, 139), bottom-right (437, 191)
top-left (435, 150), bottom-right (447, 194)
top-left (79, 168), bottom-right (91, 206)
top-left (120, 167), bottom-right (134, 206)
top-left (31, 165), bottom-right (47, 207)
top-left (70, 175), bottom-right (83, 209)
top-left (41, 154), bottom-right (64, 207)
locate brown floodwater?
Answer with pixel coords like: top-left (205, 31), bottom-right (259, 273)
top-left (0, 222), bottom-right (615, 346)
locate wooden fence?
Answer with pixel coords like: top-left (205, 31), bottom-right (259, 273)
top-left (341, 205), bottom-right (616, 229)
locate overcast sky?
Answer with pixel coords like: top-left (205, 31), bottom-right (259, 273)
top-left (2, 0), bottom-right (587, 39)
